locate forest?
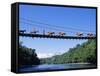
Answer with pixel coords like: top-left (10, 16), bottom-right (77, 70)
top-left (18, 39), bottom-right (96, 66)
top-left (18, 42), bottom-right (40, 66)
top-left (40, 39), bottom-right (96, 64)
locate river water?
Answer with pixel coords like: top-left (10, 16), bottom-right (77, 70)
top-left (19, 64), bottom-right (96, 72)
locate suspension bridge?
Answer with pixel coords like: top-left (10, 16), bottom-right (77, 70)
top-left (19, 18), bottom-right (96, 40)
top-left (19, 32), bottom-right (96, 39)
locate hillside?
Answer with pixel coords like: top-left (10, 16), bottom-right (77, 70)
top-left (18, 42), bottom-right (40, 66)
top-left (40, 39), bottom-right (97, 64)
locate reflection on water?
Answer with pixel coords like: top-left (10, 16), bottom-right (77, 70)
top-left (19, 64), bottom-right (96, 72)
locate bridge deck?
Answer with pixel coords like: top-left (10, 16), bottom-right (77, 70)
top-left (19, 33), bottom-right (96, 39)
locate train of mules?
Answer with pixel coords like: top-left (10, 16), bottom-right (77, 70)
top-left (19, 30), bottom-right (94, 37)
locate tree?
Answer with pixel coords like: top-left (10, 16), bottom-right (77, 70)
top-left (18, 42), bottom-right (40, 66)
top-left (41, 39), bottom-right (96, 64)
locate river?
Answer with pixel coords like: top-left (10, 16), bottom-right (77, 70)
top-left (19, 63), bottom-right (96, 72)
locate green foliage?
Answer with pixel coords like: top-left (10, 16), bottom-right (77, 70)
top-left (18, 42), bottom-right (40, 66)
top-left (41, 39), bottom-right (96, 64)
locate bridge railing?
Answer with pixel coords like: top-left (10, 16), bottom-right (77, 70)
top-left (19, 33), bottom-right (96, 39)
